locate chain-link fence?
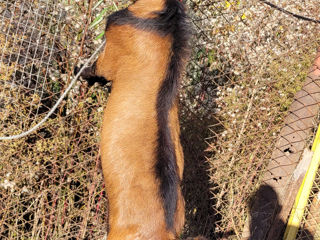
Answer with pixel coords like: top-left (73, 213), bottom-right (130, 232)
top-left (0, 0), bottom-right (65, 139)
top-left (0, 0), bottom-right (113, 238)
top-left (297, 168), bottom-right (320, 240)
top-left (190, 0), bottom-right (320, 239)
top-left (1, 0), bottom-right (320, 239)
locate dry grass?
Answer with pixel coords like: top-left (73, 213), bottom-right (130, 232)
top-left (1, 0), bottom-right (320, 240)
top-left (199, 0), bottom-right (320, 238)
top-left (0, 1), bottom-right (117, 239)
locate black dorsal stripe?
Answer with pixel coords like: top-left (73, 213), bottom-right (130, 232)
top-left (106, 0), bottom-right (191, 230)
top-left (155, 0), bottom-right (190, 230)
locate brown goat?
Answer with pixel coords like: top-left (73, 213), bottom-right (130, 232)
top-left (78, 0), bottom-right (191, 239)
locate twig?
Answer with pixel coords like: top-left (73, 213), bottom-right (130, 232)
top-left (259, 0), bottom-right (320, 24)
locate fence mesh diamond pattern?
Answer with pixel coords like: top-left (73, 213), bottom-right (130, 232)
top-left (1, 0), bottom-right (320, 239)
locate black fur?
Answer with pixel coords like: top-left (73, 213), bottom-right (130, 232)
top-left (106, 0), bottom-right (189, 37)
top-left (78, 0), bottom-right (191, 231)
top-left (75, 62), bottom-right (108, 86)
top-left (106, 0), bottom-right (191, 230)
top-left (154, 0), bottom-right (190, 230)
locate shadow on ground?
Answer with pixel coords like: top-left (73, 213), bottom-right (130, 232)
top-left (180, 112), bottom-right (316, 240)
top-left (247, 184), bottom-right (314, 240)
top-left (180, 107), bottom-right (219, 239)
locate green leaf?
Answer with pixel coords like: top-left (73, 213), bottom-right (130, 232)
top-left (89, 8), bottom-right (108, 29)
top-left (208, 49), bottom-right (215, 64)
top-left (95, 31), bottom-right (105, 40)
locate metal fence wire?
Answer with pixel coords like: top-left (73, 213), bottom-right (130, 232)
top-left (1, 0), bottom-right (320, 239)
top-left (298, 169), bottom-right (320, 240)
top-left (0, 0), bottom-right (64, 138)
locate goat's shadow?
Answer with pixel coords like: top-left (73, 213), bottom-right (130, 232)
top-left (179, 111), bottom-right (316, 240)
top-left (180, 104), bottom-right (220, 239)
top-left (247, 184), bottom-right (314, 240)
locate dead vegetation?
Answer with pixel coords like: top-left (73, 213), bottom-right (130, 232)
top-left (1, 0), bottom-right (320, 239)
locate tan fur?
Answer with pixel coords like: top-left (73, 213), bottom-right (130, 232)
top-left (129, 0), bottom-right (166, 18)
top-left (92, 1), bottom-right (186, 238)
top-left (96, 24), bottom-right (184, 239)
top-left (169, 102), bottom-right (185, 233)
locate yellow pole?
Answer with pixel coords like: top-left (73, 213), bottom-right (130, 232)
top-left (283, 125), bottom-right (320, 240)
top-left (312, 126), bottom-right (320, 152)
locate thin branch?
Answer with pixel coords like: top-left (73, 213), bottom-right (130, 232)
top-left (259, 0), bottom-right (320, 24)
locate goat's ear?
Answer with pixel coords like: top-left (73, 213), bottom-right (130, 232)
top-left (74, 63), bottom-right (96, 78)
top-left (74, 63), bottom-right (109, 86)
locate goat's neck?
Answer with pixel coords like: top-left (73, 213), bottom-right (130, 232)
top-left (129, 0), bottom-right (167, 18)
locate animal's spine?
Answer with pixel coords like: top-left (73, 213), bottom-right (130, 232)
top-left (155, 0), bottom-right (190, 230)
top-left (101, 0), bottom-right (191, 230)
